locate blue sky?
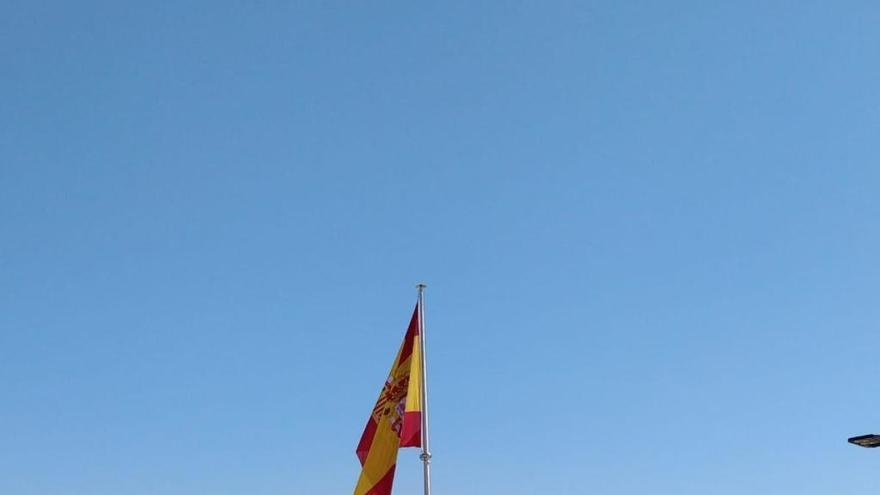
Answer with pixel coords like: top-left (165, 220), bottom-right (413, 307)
top-left (2, 1), bottom-right (879, 493)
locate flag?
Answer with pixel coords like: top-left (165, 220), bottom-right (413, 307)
top-left (353, 304), bottom-right (423, 495)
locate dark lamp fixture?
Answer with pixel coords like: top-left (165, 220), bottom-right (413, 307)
top-left (848, 434), bottom-right (880, 448)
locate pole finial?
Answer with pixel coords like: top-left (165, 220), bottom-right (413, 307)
top-left (416, 283), bottom-right (427, 290)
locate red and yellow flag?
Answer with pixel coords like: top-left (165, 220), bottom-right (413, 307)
top-left (353, 304), bottom-right (423, 495)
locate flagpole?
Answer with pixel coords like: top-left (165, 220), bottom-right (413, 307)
top-left (416, 283), bottom-right (432, 495)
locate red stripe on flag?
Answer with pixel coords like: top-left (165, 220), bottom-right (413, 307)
top-left (399, 411), bottom-right (421, 448)
top-left (356, 418), bottom-right (378, 466)
top-left (366, 465), bottom-right (397, 495)
top-left (397, 305), bottom-right (420, 364)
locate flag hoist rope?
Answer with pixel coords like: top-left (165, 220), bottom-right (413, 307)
top-left (416, 283), bottom-right (432, 495)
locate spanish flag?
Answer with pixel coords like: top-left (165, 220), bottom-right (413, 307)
top-left (353, 304), bottom-right (423, 495)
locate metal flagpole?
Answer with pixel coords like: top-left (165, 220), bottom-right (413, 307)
top-left (416, 283), bottom-right (432, 495)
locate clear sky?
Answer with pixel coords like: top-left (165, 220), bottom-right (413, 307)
top-left (2, 1), bottom-right (879, 494)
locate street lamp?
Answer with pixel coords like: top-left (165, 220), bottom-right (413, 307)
top-left (848, 434), bottom-right (880, 448)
